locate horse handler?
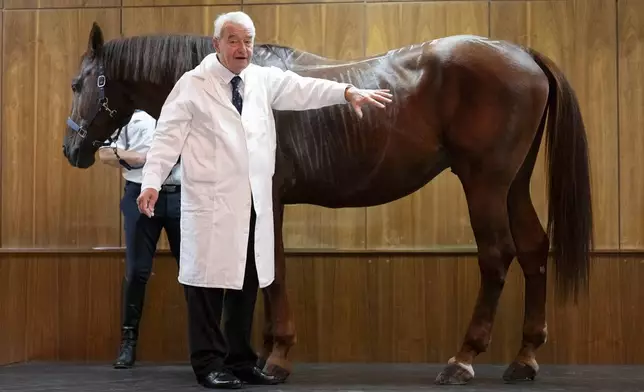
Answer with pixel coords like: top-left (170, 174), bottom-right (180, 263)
top-left (98, 109), bottom-right (182, 369)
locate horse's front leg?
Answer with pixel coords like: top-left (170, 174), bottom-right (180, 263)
top-left (261, 201), bottom-right (296, 383)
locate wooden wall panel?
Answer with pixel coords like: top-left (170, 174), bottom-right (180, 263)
top-left (0, 255), bottom-right (123, 363)
top-left (0, 6), bottom-right (3, 245)
top-left (2, 253), bottom-right (644, 364)
top-left (364, 1), bottom-right (488, 249)
top-left (0, 257), bottom-right (27, 364)
top-left (123, 0), bottom-right (238, 6)
top-left (244, 0), bottom-right (361, 5)
top-left (490, 0), bottom-right (619, 250)
top-left (2, 9), bottom-right (123, 248)
top-left (4, 0), bottom-right (120, 8)
top-left (2, 10), bottom-right (38, 248)
top-left (244, 3), bottom-right (367, 250)
top-left (122, 5), bottom-right (239, 36)
top-left (618, 0), bottom-right (644, 249)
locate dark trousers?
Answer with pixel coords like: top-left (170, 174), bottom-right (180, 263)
top-left (120, 180), bottom-right (181, 335)
top-left (183, 202), bottom-right (260, 381)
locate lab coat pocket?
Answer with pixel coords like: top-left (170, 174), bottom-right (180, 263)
top-left (182, 147), bottom-right (217, 193)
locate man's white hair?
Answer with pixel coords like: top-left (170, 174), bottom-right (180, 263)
top-left (213, 11), bottom-right (256, 39)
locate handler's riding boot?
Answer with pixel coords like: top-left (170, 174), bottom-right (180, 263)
top-left (113, 278), bottom-right (146, 369)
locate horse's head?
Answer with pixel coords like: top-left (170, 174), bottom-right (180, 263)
top-left (63, 22), bottom-right (135, 169)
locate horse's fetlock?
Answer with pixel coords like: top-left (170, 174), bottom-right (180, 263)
top-left (523, 324), bottom-right (548, 347)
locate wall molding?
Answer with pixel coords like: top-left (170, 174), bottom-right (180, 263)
top-left (0, 247), bottom-right (642, 257)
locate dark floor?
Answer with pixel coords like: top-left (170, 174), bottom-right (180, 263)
top-left (0, 362), bottom-right (642, 391)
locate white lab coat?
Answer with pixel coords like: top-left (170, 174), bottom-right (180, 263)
top-left (141, 53), bottom-right (350, 289)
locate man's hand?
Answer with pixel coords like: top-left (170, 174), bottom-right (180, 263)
top-left (137, 188), bottom-right (159, 218)
top-left (344, 86), bottom-right (393, 118)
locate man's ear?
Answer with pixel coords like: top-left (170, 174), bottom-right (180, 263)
top-left (212, 37), bottom-right (220, 53)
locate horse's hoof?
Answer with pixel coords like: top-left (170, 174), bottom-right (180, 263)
top-left (502, 360), bottom-right (537, 383)
top-left (263, 362), bottom-right (290, 384)
top-left (434, 360), bottom-right (475, 385)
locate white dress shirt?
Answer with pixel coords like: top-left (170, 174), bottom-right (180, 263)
top-left (212, 55), bottom-right (244, 101)
top-left (106, 110), bottom-right (181, 185)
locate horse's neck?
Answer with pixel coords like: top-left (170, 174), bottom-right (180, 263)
top-left (104, 36), bottom-right (213, 117)
top-left (126, 83), bottom-right (169, 119)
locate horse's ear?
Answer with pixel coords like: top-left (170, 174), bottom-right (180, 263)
top-left (88, 22), bottom-right (104, 58)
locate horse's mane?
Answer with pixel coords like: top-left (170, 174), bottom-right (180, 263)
top-left (100, 34), bottom-right (300, 85)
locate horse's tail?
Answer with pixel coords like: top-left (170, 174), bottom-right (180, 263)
top-left (528, 48), bottom-right (593, 304)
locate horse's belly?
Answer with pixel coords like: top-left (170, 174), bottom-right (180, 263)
top-left (335, 148), bottom-right (450, 207)
top-left (283, 140), bottom-right (450, 208)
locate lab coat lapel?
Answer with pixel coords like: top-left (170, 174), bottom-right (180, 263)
top-left (240, 72), bottom-right (254, 120)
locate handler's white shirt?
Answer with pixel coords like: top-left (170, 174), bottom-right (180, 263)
top-left (141, 54), bottom-right (350, 290)
top-left (106, 110), bottom-right (181, 185)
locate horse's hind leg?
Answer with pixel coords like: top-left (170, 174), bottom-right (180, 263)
top-left (502, 120), bottom-right (549, 383)
top-left (435, 172), bottom-right (517, 385)
top-left (501, 174), bottom-right (548, 382)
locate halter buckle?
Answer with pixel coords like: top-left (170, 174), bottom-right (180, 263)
top-left (97, 75), bottom-right (106, 88)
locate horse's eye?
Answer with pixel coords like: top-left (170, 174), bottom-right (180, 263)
top-left (71, 79), bottom-right (81, 92)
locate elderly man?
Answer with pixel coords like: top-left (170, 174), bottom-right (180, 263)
top-left (137, 11), bottom-right (392, 390)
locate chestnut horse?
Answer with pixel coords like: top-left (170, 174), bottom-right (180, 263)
top-left (63, 23), bottom-right (592, 385)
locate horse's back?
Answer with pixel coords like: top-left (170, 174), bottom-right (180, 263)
top-left (429, 35), bottom-right (545, 79)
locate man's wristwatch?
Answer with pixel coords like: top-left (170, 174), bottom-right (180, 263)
top-left (113, 146), bottom-right (136, 171)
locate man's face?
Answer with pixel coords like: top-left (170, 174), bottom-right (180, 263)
top-left (213, 22), bottom-right (254, 74)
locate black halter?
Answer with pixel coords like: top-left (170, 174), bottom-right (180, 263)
top-left (66, 64), bottom-right (121, 149)
top-left (66, 64), bottom-right (142, 170)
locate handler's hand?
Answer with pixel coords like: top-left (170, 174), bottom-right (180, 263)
top-left (137, 188), bottom-right (158, 218)
top-left (345, 86), bottom-right (393, 118)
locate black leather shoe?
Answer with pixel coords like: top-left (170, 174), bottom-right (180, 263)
top-left (233, 365), bottom-right (280, 385)
top-left (200, 371), bottom-right (242, 389)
